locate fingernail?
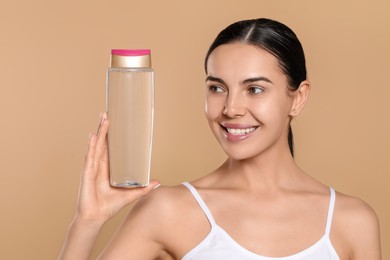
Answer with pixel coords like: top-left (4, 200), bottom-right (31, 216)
top-left (99, 112), bottom-right (103, 118)
top-left (153, 184), bottom-right (161, 190)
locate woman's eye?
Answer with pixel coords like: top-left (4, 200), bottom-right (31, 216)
top-left (209, 85), bottom-right (225, 93)
top-left (248, 86), bottom-right (264, 94)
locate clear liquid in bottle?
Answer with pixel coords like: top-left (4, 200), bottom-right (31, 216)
top-left (106, 49), bottom-right (154, 188)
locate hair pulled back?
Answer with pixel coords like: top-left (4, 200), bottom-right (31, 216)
top-left (204, 18), bottom-right (307, 157)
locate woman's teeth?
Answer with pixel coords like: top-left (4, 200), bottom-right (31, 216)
top-left (226, 127), bottom-right (256, 135)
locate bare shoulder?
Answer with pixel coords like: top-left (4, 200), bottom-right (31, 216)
top-left (129, 184), bottom-right (193, 229)
top-left (99, 184), bottom-right (194, 259)
top-left (134, 184), bottom-right (192, 214)
top-left (332, 191), bottom-right (381, 259)
top-left (129, 183), bottom-right (208, 258)
top-left (334, 191), bottom-right (379, 231)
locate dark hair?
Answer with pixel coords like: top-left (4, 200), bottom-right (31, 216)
top-left (204, 18), bottom-right (307, 157)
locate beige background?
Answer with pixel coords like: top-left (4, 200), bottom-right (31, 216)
top-left (0, 0), bottom-right (389, 259)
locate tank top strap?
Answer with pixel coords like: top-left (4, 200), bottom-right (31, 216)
top-left (325, 187), bottom-right (336, 235)
top-left (182, 182), bottom-right (217, 226)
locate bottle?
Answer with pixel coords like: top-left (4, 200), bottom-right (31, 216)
top-left (106, 49), bottom-right (154, 188)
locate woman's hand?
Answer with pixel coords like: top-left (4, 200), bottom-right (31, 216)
top-left (76, 112), bottom-right (160, 223)
top-left (58, 113), bottom-right (159, 260)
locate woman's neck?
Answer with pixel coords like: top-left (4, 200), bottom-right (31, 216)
top-left (216, 147), bottom-right (304, 191)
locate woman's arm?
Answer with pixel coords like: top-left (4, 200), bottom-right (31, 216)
top-left (58, 217), bottom-right (104, 260)
top-left (58, 113), bottom-right (160, 260)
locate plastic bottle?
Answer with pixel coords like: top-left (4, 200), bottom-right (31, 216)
top-left (106, 49), bottom-right (154, 187)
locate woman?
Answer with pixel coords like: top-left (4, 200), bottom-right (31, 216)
top-left (59, 18), bottom-right (381, 259)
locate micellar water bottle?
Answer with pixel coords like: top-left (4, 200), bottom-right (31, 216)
top-left (106, 49), bottom-right (154, 188)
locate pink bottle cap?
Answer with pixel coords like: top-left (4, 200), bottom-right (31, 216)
top-left (111, 49), bottom-right (151, 56)
top-left (110, 49), bottom-right (152, 68)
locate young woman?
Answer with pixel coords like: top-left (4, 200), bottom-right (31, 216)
top-left (59, 18), bottom-right (381, 260)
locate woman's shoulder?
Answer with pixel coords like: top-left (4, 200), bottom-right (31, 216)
top-left (130, 182), bottom-right (206, 230)
top-left (133, 183), bottom-right (193, 216)
top-left (128, 183), bottom-right (209, 255)
top-left (143, 182), bottom-right (193, 203)
top-left (100, 184), bottom-right (203, 258)
top-left (334, 191), bottom-right (379, 228)
top-left (332, 190), bottom-right (381, 258)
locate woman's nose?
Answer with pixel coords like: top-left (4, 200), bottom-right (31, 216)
top-left (223, 93), bottom-right (246, 118)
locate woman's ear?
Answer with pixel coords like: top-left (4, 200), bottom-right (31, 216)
top-left (289, 80), bottom-right (311, 117)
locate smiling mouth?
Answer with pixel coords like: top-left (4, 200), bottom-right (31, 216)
top-left (221, 125), bottom-right (258, 136)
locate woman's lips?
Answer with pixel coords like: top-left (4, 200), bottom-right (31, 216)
top-left (220, 124), bottom-right (259, 141)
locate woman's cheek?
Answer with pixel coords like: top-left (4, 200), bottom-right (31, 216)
top-left (205, 97), bottom-right (224, 120)
top-left (249, 101), bottom-right (270, 123)
top-left (250, 96), bottom-right (290, 125)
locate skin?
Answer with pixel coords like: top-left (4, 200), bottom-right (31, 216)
top-left (59, 43), bottom-right (381, 260)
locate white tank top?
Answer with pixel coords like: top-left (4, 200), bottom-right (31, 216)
top-left (182, 182), bottom-right (340, 260)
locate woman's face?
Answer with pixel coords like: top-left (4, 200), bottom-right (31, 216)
top-left (205, 43), bottom-right (296, 160)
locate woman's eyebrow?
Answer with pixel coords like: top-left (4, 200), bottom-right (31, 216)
top-left (242, 76), bottom-right (273, 85)
top-left (206, 75), bottom-right (273, 85)
top-left (205, 76), bottom-right (226, 85)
